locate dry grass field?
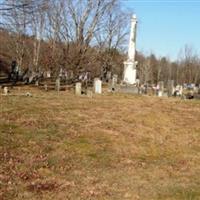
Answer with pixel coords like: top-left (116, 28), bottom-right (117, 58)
top-left (0, 86), bottom-right (200, 200)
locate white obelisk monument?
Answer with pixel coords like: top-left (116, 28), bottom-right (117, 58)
top-left (123, 14), bottom-right (138, 84)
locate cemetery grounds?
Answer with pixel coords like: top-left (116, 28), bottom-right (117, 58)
top-left (0, 86), bottom-right (200, 200)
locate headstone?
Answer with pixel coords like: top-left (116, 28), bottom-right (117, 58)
top-left (94, 78), bottom-right (102, 94)
top-left (135, 79), bottom-right (140, 86)
top-left (140, 84), bottom-right (146, 94)
top-left (191, 83), bottom-right (195, 89)
top-left (167, 80), bottom-right (174, 97)
top-left (106, 71), bottom-right (112, 82)
top-left (29, 72), bottom-right (35, 83)
top-left (113, 74), bottom-right (118, 84)
top-left (158, 81), bottom-right (164, 97)
top-left (194, 86), bottom-right (199, 93)
top-left (44, 84), bottom-right (48, 91)
top-left (59, 68), bottom-right (63, 78)
top-left (109, 74), bottom-right (118, 92)
top-left (75, 82), bottom-right (82, 96)
top-left (3, 87), bottom-right (8, 95)
top-left (55, 78), bottom-right (60, 92)
top-left (119, 85), bottom-right (139, 94)
top-left (179, 85), bottom-right (183, 96)
top-left (158, 90), bottom-right (163, 97)
top-left (47, 71), bottom-right (51, 78)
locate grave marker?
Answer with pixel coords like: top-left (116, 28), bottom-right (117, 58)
top-left (3, 87), bottom-right (8, 95)
top-left (167, 80), bottom-right (174, 97)
top-left (94, 78), bottom-right (102, 94)
top-left (55, 78), bottom-right (60, 92)
top-left (75, 82), bottom-right (82, 96)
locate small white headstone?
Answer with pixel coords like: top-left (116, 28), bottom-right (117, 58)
top-left (3, 87), bottom-right (8, 95)
top-left (75, 82), bottom-right (82, 96)
top-left (158, 91), bottom-right (163, 97)
top-left (47, 71), bottom-right (51, 78)
top-left (94, 78), bottom-right (102, 94)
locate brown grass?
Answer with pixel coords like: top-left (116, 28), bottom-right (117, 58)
top-left (0, 86), bottom-right (200, 200)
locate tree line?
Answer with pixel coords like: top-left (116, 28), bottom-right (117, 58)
top-left (0, 0), bottom-right (200, 85)
top-left (137, 45), bottom-right (200, 85)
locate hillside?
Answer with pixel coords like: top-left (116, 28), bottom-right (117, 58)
top-left (0, 87), bottom-right (200, 200)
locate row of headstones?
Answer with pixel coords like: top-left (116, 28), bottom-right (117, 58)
top-left (152, 80), bottom-right (200, 97)
top-left (40, 77), bottom-right (68, 92)
top-left (154, 80), bottom-right (183, 97)
top-left (139, 80), bottom-right (182, 97)
top-left (34, 72), bottom-right (117, 93)
top-left (75, 78), bottom-right (102, 96)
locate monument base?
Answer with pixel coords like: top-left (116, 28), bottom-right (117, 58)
top-left (119, 84), bottom-right (139, 94)
top-left (123, 61), bottom-right (137, 85)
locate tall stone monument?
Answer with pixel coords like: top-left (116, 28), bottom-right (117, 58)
top-left (123, 14), bottom-right (138, 85)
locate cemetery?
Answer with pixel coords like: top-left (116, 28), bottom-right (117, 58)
top-left (1, 14), bottom-right (200, 100)
top-left (1, 1), bottom-right (200, 200)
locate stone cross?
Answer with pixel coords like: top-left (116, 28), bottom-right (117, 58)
top-left (123, 14), bottom-right (138, 85)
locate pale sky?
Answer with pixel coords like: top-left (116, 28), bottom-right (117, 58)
top-left (121, 0), bottom-right (200, 60)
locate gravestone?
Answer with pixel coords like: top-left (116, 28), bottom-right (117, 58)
top-left (119, 85), bottom-right (139, 94)
top-left (109, 74), bottom-right (118, 92)
top-left (113, 74), bottom-right (118, 83)
top-left (29, 73), bottom-right (35, 83)
top-left (158, 81), bottom-right (164, 97)
top-left (46, 71), bottom-right (51, 78)
top-left (94, 78), bottom-right (102, 94)
top-left (175, 85), bottom-right (183, 96)
top-left (55, 78), bottom-right (60, 92)
top-left (106, 71), bottom-right (112, 82)
top-left (3, 87), bottom-right (8, 95)
top-left (75, 82), bottom-right (82, 96)
top-left (194, 86), bottom-right (199, 93)
top-left (167, 80), bottom-right (174, 97)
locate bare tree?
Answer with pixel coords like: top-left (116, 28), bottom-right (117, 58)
top-left (30, 0), bottom-right (48, 72)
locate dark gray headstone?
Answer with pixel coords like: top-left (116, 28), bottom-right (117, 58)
top-left (167, 80), bottom-right (174, 97)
